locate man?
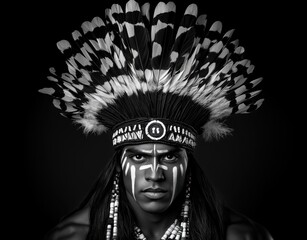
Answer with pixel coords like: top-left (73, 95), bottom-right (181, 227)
top-left (40, 0), bottom-right (272, 239)
top-left (43, 144), bottom-right (272, 240)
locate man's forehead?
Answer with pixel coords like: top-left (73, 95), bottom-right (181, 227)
top-left (123, 143), bottom-right (182, 153)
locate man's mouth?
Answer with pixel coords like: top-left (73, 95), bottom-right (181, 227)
top-left (142, 188), bottom-right (167, 199)
top-left (142, 187), bottom-right (167, 193)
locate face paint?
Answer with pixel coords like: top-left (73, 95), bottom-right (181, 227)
top-left (179, 156), bottom-right (188, 176)
top-left (130, 165), bottom-right (136, 200)
top-left (180, 164), bottom-right (184, 176)
top-left (139, 145), bottom-right (169, 172)
top-left (125, 162), bottom-right (130, 176)
top-left (121, 143), bottom-right (188, 214)
top-left (170, 166), bottom-right (178, 205)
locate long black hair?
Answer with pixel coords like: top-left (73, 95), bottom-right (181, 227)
top-left (81, 149), bottom-right (225, 240)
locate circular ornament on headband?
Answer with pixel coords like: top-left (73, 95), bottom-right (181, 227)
top-left (39, 0), bottom-right (264, 150)
top-left (145, 120), bottom-right (166, 140)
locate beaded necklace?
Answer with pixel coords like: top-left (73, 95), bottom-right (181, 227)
top-left (106, 172), bottom-right (191, 240)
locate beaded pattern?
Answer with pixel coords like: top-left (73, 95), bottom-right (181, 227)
top-left (106, 172), bottom-right (120, 240)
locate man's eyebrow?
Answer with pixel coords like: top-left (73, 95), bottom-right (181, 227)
top-left (124, 148), bottom-right (153, 154)
top-left (156, 147), bottom-right (183, 155)
top-left (159, 148), bottom-right (182, 155)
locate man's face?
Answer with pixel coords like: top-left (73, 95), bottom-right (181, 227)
top-left (120, 143), bottom-right (188, 214)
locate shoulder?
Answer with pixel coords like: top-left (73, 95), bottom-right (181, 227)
top-left (44, 206), bottom-right (90, 240)
top-left (57, 205), bottom-right (90, 227)
top-left (44, 222), bottom-right (89, 240)
top-left (224, 207), bottom-right (273, 240)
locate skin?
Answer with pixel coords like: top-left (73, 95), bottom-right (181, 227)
top-left (120, 143), bottom-right (188, 213)
top-left (120, 143), bottom-right (189, 239)
top-left (43, 143), bottom-right (273, 240)
top-left (44, 206), bottom-right (273, 240)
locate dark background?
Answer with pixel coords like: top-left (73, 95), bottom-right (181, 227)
top-left (6, 0), bottom-right (302, 239)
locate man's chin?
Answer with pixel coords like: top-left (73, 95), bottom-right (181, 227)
top-left (138, 200), bottom-right (171, 214)
top-left (126, 191), bottom-right (171, 214)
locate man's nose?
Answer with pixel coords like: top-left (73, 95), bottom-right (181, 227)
top-left (145, 165), bottom-right (165, 181)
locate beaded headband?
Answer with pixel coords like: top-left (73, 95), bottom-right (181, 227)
top-left (39, 0), bottom-right (263, 150)
top-left (112, 118), bottom-right (197, 150)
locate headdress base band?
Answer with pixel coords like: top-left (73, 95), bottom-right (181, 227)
top-left (112, 118), bottom-right (197, 150)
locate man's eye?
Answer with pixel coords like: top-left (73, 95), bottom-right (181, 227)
top-left (131, 155), bottom-right (145, 161)
top-left (163, 154), bottom-right (177, 162)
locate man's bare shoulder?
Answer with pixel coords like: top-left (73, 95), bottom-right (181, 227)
top-left (44, 206), bottom-right (90, 240)
top-left (224, 207), bottom-right (273, 240)
top-left (57, 206), bottom-right (90, 227)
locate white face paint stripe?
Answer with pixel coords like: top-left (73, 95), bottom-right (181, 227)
top-left (158, 164), bottom-right (168, 170)
top-left (156, 149), bottom-right (169, 153)
top-left (125, 162), bottom-right (130, 176)
top-left (139, 164), bottom-right (153, 171)
top-left (139, 149), bottom-right (153, 154)
top-left (130, 165), bottom-right (136, 200)
top-left (170, 166), bottom-right (178, 206)
top-left (153, 144), bottom-right (169, 171)
top-left (121, 149), bottom-right (127, 163)
top-left (180, 163), bottom-right (184, 176)
top-left (121, 156), bottom-right (127, 170)
top-left (153, 144), bottom-right (157, 173)
top-left (183, 156), bottom-right (188, 170)
top-left (139, 163), bottom-right (168, 172)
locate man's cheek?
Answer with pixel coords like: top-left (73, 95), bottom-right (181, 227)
top-left (166, 163), bottom-right (187, 206)
top-left (122, 160), bottom-right (137, 201)
top-left (130, 165), bottom-right (136, 200)
top-left (170, 166), bottom-right (178, 205)
top-left (180, 155), bottom-right (188, 176)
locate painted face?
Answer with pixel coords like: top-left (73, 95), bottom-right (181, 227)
top-left (120, 143), bottom-right (188, 214)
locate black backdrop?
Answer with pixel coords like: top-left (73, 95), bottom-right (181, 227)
top-left (7, 0), bottom-right (302, 239)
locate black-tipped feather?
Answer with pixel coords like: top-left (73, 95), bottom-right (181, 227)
top-left (40, 0), bottom-right (264, 140)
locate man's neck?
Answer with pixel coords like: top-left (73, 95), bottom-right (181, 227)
top-left (135, 210), bottom-right (177, 240)
top-left (127, 195), bottom-right (181, 240)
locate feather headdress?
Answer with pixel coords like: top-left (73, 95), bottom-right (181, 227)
top-left (40, 0), bottom-right (263, 150)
